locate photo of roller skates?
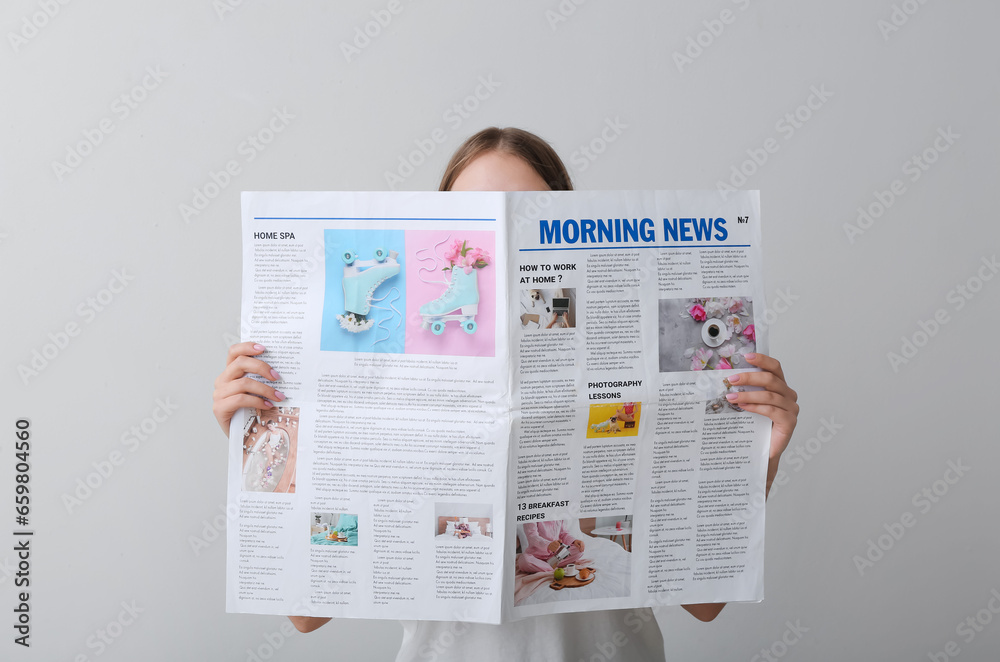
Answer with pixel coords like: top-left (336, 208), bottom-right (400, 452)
top-left (419, 238), bottom-right (489, 335)
top-left (337, 247), bottom-right (401, 333)
top-left (404, 230), bottom-right (497, 357)
top-left (321, 229), bottom-right (406, 353)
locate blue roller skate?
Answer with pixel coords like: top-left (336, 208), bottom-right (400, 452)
top-left (420, 267), bottom-right (479, 335)
top-left (337, 247), bottom-right (400, 332)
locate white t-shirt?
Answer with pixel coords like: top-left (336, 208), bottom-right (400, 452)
top-left (397, 609), bottom-right (665, 662)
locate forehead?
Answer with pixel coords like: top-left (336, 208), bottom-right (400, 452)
top-left (450, 150), bottom-right (550, 192)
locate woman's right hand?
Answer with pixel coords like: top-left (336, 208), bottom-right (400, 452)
top-left (212, 342), bottom-right (285, 436)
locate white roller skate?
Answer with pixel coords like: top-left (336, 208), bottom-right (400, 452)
top-left (419, 267), bottom-right (479, 335)
top-left (336, 247), bottom-right (400, 333)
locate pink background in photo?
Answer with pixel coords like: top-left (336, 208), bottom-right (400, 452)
top-left (404, 229), bottom-right (496, 357)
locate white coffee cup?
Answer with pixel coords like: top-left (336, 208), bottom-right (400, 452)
top-left (564, 564), bottom-right (577, 577)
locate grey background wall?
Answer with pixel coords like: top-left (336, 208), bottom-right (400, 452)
top-left (3, 1), bottom-right (998, 660)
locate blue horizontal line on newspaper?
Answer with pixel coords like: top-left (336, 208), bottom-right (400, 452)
top-left (519, 244), bottom-right (751, 252)
top-left (253, 216), bottom-right (496, 221)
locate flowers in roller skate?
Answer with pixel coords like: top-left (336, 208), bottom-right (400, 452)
top-left (442, 239), bottom-right (463, 264)
top-left (337, 312), bottom-right (375, 333)
top-left (442, 239), bottom-right (491, 274)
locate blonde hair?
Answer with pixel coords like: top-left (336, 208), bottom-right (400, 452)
top-left (439, 127), bottom-right (573, 192)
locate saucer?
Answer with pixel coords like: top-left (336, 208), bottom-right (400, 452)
top-left (702, 319), bottom-right (731, 347)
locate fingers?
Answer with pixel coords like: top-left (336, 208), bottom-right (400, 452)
top-left (727, 388), bottom-right (799, 417)
top-left (215, 353), bottom-right (281, 390)
top-left (226, 341), bottom-right (268, 366)
top-left (727, 362), bottom-right (796, 402)
top-left (744, 352), bottom-right (785, 382)
top-left (213, 342), bottom-right (285, 435)
top-left (214, 375), bottom-right (285, 406)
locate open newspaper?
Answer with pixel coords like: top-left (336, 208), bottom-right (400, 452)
top-left (226, 190), bottom-right (769, 624)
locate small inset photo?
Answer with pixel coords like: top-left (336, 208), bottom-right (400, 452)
top-left (310, 512), bottom-right (359, 546)
top-left (514, 516), bottom-right (632, 607)
top-left (434, 503), bottom-right (493, 544)
top-left (585, 402), bottom-right (641, 438)
top-left (240, 406), bottom-right (299, 493)
top-left (703, 374), bottom-right (759, 415)
top-left (519, 287), bottom-right (576, 330)
top-left (658, 296), bottom-right (756, 372)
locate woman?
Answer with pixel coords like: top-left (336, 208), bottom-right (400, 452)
top-left (518, 520), bottom-right (586, 573)
top-left (212, 127), bottom-right (799, 661)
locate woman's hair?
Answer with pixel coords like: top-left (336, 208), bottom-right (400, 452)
top-left (439, 127), bottom-right (573, 192)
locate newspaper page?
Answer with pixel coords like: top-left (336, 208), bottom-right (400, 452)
top-left (226, 191), bottom-right (511, 624)
top-left (504, 190), bottom-right (769, 620)
top-left (226, 190), bottom-right (769, 624)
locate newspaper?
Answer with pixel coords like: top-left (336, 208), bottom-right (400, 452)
top-left (226, 190), bottom-right (769, 625)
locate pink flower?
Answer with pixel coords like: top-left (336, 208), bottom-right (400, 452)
top-left (729, 298), bottom-right (744, 314)
top-left (743, 324), bottom-right (756, 342)
top-left (690, 304), bottom-right (707, 321)
top-left (718, 343), bottom-right (736, 358)
top-left (691, 347), bottom-right (713, 370)
top-left (463, 246), bottom-right (490, 270)
top-left (717, 357), bottom-right (732, 370)
top-left (442, 238), bottom-right (464, 264)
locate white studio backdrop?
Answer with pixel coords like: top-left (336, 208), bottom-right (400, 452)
top-left (3, 1), bottom-right (998, 660)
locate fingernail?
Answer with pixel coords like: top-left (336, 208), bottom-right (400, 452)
top-left (726, 394), bottom-right (738, 401)
top-left (270, 369), bottom-right (281, 380)
top-left (745, 353), bottom-right (756, 360)
top-left (263, 400), bottom-right (274, 408)
top-left (273, 391), bottom-right (285, 401)
top-left (728, 374), bottom-right (741, 383)
top-left (253, 344), bottom-right (266, 351)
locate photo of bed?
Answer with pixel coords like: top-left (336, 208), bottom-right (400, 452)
top-left (309, 512), bottom-right (359, 547)
top-left (434, 503), bottom-right (493, 545)
top-left (513, 516), bottom-right (632, 606)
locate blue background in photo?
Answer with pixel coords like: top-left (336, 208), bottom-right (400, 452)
top-left (321, 229), bottom-right (406, 353)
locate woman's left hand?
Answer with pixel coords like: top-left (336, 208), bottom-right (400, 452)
top-left (725, 353), bottom-right (798, 459)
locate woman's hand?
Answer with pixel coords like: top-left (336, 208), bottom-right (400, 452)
top-left (212, 342), bottom-right (285, 436)
top-left (725, 352), bottom-right (799, 460)
top-left (547, 540), bottom-right (562, 554)
top-left (571, 539), bottom-right (585, 553)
